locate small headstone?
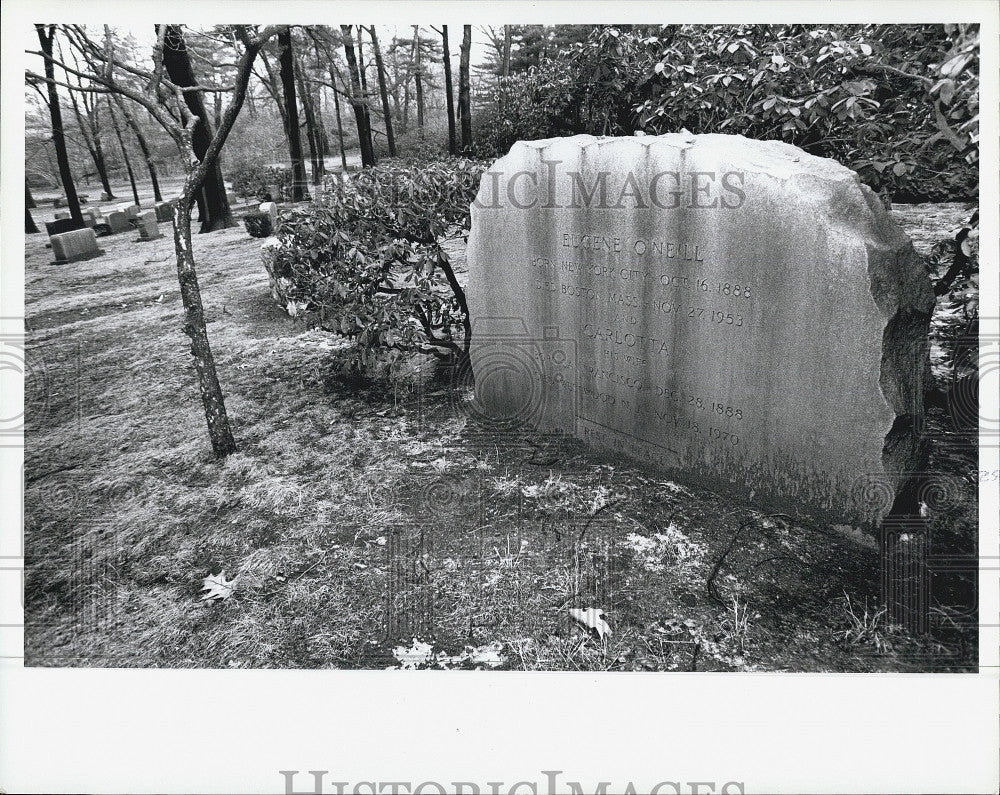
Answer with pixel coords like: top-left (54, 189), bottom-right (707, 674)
top-left (81, 210), bottom-right (99, 228)
top-left (50, 228), bottom-right (103, 265)
top-left (100, 192), bottom-right (112, 201)
top-left (466, 134), bottom-right (934, 526)
top-left (45, 218), bottom-right (84, 237)
top-left (258, 201), bottom-right (279, 230)
top-left (105, 210), bottom-right (132, 235)
top-left (118, 204), bottom-right (140, 219)
top-left (155, 201), bottom-right (176, 223)
top-left (52, 196), bottom-right (67, 207)
top-left (135, 211), bottom-right (163, 241)
top-left (54, 211), bottom-right (70, 220)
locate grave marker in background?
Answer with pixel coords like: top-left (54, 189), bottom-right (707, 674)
top-left (105, 211), bottom-right (131, 235)
top-left (135, 211), bottom-right (163, 241)
top-left (155, 201), bottom-right (176, 222)
top-left (466, 134), bottom-right (934, 526)
top-left (50, 228), bottom-right (103, 265)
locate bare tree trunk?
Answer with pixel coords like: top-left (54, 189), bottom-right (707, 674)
top-left (340, 25), bottom-right (376, 167)
top-left (369, 26), bottom-right (396, 158)
top-left (160, 25), bottom-right (233, 232)
top-left (413, 25), bottom-right (424, 137)
top-left (331, 73), bottom-right (349, 171)
top-left (107, 98), bottom-right (140, 206)
top-left (502, 25), bottom-right (512, 77)
top-left (297, 67), bottom-right (322, 185)
top-left (441, 25), bottom-right (456, 155)
top-left (67, 87), bottom-right (116, 200)
top-left (36, 25), bottom-right (84, 226)
top-left (278, 27), bottom-right (307, 201)
top-left (114, 96), bottom-right (163, 202)
top-left (459, 26), bottom-right (473, 151)
top-left (26, 178), bottom-right (40, 233)
top-left (172, 191), bottom-right (236, 457)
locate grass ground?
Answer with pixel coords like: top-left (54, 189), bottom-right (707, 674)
top-left (22, 189), bottom-right (978, 671)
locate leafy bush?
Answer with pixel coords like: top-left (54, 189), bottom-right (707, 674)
top-left (228, 161), bottom-right (293, 200)
top-left (243, 211), bottom-right (273, 238)
top-left (475, 24), bottom-right (978, 201)
top-left (270, 158), bottom-right (488, 376)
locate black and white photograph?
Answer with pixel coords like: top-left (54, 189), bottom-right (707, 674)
top-left (1, 1), bottom-right (997, 793)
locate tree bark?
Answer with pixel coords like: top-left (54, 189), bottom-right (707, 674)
top-left (340, 25), bottom-right (376, 167)
top-left (108, 103), bottom-right (140, 206)
top-left (66, 87), bottom-right (115, 200)
top-left (163, 26), bottom-right (279, 457)
top-left (356, 28), bottom-right (376, 151)
top-left (297, 67), bottom-right (322, 185)
top-left (459, 26), bottom-right (473, 151)
top-left (114, 95), bottom-right (163, 202)
top-left (26, 184), bottom-right (40, 232)
top-left (36, 25), bottom-right (84, 226)
top-left (331, 71), bottom-right (349, 171)
top-left (413, 26), bottom-right (424, 136)
top-left (502, 25), bottom-right (512, 77)
top-left (172, 195), bottom-right (236, 457)
top-left (278, 27), bottom-right (308, 201)
top-left (160, 24), bottom-right (233, 232)
top-left (369, 27), bottom-right (396, 158)
top-left (441, 25), bottom-right (457, 155)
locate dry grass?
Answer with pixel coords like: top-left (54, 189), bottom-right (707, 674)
top-left (22, 195), bottom-right (977, 671)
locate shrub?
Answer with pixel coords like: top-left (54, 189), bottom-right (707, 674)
top-left (474, 24), bottom-right (978, 201)
top-left (243, 211), bottom-right (273, 238)
top-left (270, 158), bottom-right (488, 376)
top-left (228, 162), bottom-right (293, 200)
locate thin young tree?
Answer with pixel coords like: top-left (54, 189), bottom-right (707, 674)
top-left (459, 25), bottom-right (472, 151)
top-left (106, 96), bottom-right (141, 206)
top-left (368, 26), bottom-right (396, 158)
top-left (29, 24), bottom-right (281, 456)
top-left (412, 26), bottom-right (425, 136)
top-left (113, 94), bottom-right (163, 202)
top-left (64, 72), bottom-right (116, 200)
top-left (437, 25), bottom-right (456, 155)
top-left (34, 25), bottom-right (84, 226)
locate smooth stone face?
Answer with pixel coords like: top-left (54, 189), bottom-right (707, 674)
top-left (259, 201), bottom-right (279, 228)
top-left (105, 211), bottom-right (131, 234)
top-left (117, 204), bottom-right (140, 219)
top-left (50, 228), bottom-right (102, 264)
top-left (136, 211), bottom-right (162, 240)
top-left (466, 133), bottom-right (934, 526)
top-left (54, 211), bottom-right (70, 220)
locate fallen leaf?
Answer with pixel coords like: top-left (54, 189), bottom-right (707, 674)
top-left (569, 607), bottom-right (612, 639)
top-left (200, 571), bottom-right (237, 602)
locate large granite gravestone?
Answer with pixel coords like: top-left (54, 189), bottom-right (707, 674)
top-left (50, 228), bottom-right (103, 265)
top-left (466, 134), bottom-right (934, 526)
